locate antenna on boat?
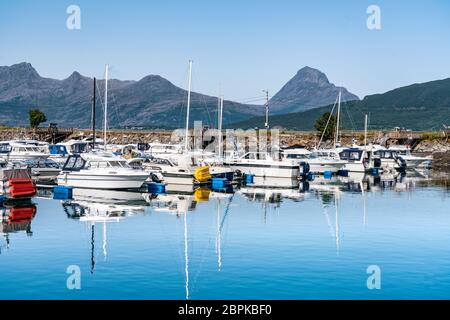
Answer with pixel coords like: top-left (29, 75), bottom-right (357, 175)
top-left (92, 77), bottom-right (97, 150)
top-left (334, 90), bottom-right (341, 147)
top-left (263, 89), bottom-right (269, 129)
top-left (104, 64), bottom-right (109, 149)
top-left (184, 60), bottom-right (193, 153)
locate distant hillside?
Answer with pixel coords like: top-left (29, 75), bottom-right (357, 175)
top-left (231, 78), bottom-right (450, 131)
top-left (0, 62), bottom-right (261, 129)
top-left (269, 66), bottom-right (359, 114)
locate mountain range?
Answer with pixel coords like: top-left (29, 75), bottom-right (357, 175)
top-left (0, 62), bottom-right (358, 129)
top-left (1, 62), bottom-right (448, 131)
top-left (232, 77), bottom-right (450, 131)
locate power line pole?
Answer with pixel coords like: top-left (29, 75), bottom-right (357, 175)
top-left (263, 89), bottom-right (269, 129)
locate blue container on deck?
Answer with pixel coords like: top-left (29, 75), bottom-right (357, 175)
top-left (147, 183), bottom-right (166, 194)
top-left (244, 173), bottom-right (255, 185)
top-left (53, 186), bottom-right (73, 200)
top-left (0, 195), bottom-right (5, 205)
top-left (337, 170), bottom-right (349, 177)
top-left (323, 171), bottom-right (333, 179)
top-left (370, 168), bottom-right (379, 176)
top-left (307, 172), bottom-right (315, 181)
top-left (211, 178), bottom-right (228, 190)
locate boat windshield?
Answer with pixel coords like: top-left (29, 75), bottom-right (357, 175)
top-left (89, 160), bottom-right (130, 169)
top-left (63, 156), bottom-right (86, 171)
top-left (339, 149), bottom-right (363, 161)
top-left (285, 153), bottom-right (309, 160)
top-left (374, 150), bottom-right (397, 159)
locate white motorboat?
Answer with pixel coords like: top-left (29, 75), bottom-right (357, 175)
top-left (329, 147), bottom-right (380, 173)
top-left (0, 140), bottom-right (50, 161)
top-left (371, 148), bottom-right (407, 172)
top-left (129, 157), bottom-right (195, 185)
top-left (18, 159), bottom-right (61, 183)
top-left (224, 152), bottom-right (301, 178)
top-left (282, 148), bottom-right (345, 173)
top-left (57, 153), bottom-right (150, 190)
top-left (388, 145), bottom-right (432, 169)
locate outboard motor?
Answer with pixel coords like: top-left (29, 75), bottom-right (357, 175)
top-left (395, 156), bottom-right (407, 173)
top-left (150, 172), bottom-right (164, 183)
top-left (373, 158), bottom-right (382, 168)
top-left (299, 161), bottom-right (310, 180)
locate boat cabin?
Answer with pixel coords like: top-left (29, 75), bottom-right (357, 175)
top-left (48, 144), bottom-right (68, 156)
top-left (339, 148), bottom-right (366, 162)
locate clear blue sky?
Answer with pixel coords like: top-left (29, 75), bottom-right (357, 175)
top-left (1, 0), bottom-right (449, 102)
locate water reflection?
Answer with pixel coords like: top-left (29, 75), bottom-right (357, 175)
top-left (1, 169), bottom-right (449, 299)
top-left (0, 201), bottom-right (37, 254)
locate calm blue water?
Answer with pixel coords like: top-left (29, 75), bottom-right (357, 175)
top-left (1, 174), bottom-right (449, 300)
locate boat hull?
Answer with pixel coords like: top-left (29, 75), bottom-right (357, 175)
top-left (57, 172), bottom-right (148, 190)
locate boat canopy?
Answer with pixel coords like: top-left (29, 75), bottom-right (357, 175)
top-left (49, 144), bottom-right (68, 156)
top-left (62, 155), bottom-right (87, 171)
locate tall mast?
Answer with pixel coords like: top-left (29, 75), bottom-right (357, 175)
top-left (218, 95), bottom-right (224, 159)
top-left (263, 89), bottom-right (269, 129)
top-left (184, 60), bottom-right (193, 153)
top-left (364, 114), bottom-right (368, 147)
top-left (92, 77), bottom-right (96, 150)
top-left (335, 90), bottom-right (341, 147)
top-left (104, 64), bottom-right (109, 148)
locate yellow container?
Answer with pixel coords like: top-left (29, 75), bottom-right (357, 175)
top-left (193, 166), bottom-right (212, 183)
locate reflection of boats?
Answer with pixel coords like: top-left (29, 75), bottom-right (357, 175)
top-left (62, 188), bottom-right (147, 217)
top-left (1, 202), bottom-right (37, 254)
top-left (144, 193), bottom-right (197, 215)
top-left (249, 176), bottom-right (300, 189)
top-left (62, 188), bottom-right (147, 273)
top-left (239, 186), bottom-right (306, 203)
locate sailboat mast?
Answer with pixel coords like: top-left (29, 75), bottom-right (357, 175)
top-left (104, 64), bottom-right (109, 148)
top-left (92, 77), bottom-right (96, 150)
top-left (335, 90), bottom-right (341, 147)
top-left (184, 60), bottom-right (193, 153)
top-left (218, 95), bottom-right (224, 159)
top-left (364, 114), bottom-right (368, 146)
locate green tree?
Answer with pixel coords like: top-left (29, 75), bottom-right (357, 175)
top-left (314, 112), bottom-right (336, 141)
top-left (29, 109), bottom-right (47, 129)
